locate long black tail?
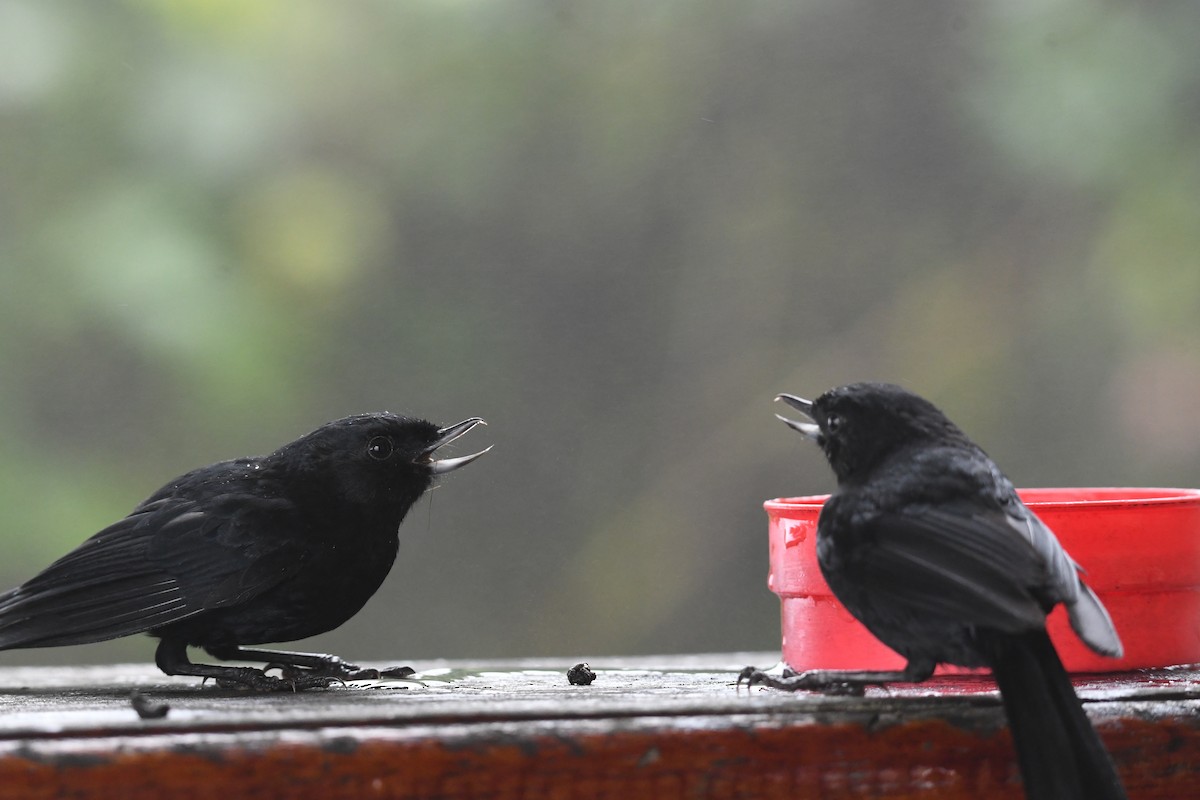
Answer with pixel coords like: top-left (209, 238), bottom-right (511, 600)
top-left (984, 629), bottom-right (1126, 800)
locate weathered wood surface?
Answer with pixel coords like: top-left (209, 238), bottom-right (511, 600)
top-left (0, 654), bottom-right (1196, 799)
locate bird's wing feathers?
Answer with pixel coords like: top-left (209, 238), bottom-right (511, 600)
top-left (850, 506), bottom-right (1051, 634)
top-left (0, 497), bottom-right (303, 650)
top-left (143, 498), bottom-right (307, 610)
top-left (1013, 511), bottom-right (1123, 657)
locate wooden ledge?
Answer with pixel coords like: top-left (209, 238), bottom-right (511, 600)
top-left (0, 654), bottom-right (1196, 799)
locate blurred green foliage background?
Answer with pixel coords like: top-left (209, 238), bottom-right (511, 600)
top-left (1, 0), bottom-right (1198, 666)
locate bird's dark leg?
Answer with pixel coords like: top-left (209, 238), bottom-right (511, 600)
top-left (204, 645), bottom-right (415, 680)
top-left (737, 660), bottom-right (935, 695)
top-left (155, 638), bottom-right (336, 691)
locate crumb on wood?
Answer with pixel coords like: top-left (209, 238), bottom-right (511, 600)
top-left (567, 663), bottom-right (596, 686)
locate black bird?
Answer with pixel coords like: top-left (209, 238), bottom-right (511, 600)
top-left (740, 383), bottom-right (1126, 800)
top-left (0, 413), bottom-right (489, 691)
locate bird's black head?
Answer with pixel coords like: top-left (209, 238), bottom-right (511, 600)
top-left (775, 382), bottom-right (969, 484)
top-left (269, 413), bottom-right (490, 514)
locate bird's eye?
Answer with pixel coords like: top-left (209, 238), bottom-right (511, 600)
top-left (366, 436), bottom-right (394, 461)
top-left (825, 414), bottom-right (843, 434)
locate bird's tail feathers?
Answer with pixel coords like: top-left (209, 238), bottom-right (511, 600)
top-left (0, 577), bottom-right (188, 651)
top-left (985, 629), bottom-right (1126, 800)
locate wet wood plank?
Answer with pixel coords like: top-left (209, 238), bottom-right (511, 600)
top-left (0, 654), bottom-right (1196, 799)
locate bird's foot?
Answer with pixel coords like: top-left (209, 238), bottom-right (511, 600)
top-left (328, 665), bottom-right (418, 681)
top-left (265, 653), bottom-right (357, 678)
top-left (280, 672), bottom-right (342, 691)
top-left (299, 655), bottom-right (415, 681)
top-left (211, 667), bottom-right (288, 691)
top-left (196, 651), bottom-right (415, 689)
top-left (208, 666), bottom-right (338, 692)
top-left (736, 666), bottom-right (866, 696)
top-left (262, 662), bottom-right (346, 690)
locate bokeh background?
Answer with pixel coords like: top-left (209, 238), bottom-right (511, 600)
top-left (1, 0), bottom-right (1198, 667)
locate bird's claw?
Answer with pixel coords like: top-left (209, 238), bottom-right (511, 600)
top-left (329, 664), bottom-right (417, 681)
top-left (378, 665), bottom-right (417, 679)
top-left (334, 665), bottom-right (415, 680)
top-left (736, 665), bottom-right (802, 690)
top-left (333, 664), bottom-right (418, 681)
top-left (280, 656), bottom-right (416, 683)
top-left (736, 665), bottom-right (765, 690)
top-left (736, 666), bottom-right (866, 696)
top-left (302, 655), bottom-right (411, 681)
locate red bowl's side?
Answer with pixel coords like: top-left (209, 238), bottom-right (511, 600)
top-left (766, 488), bottom-right (1200, 673)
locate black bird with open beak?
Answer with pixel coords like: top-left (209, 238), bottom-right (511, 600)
top-left (0, 413), bottom-right (489, 690)
top-left (742, 383), bottom-right (1126, 800)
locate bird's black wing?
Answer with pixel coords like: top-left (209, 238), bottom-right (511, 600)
top-left (0, 495), bottom-right (305, 650)
top-left (846, 504), bottom-right (1053, 634)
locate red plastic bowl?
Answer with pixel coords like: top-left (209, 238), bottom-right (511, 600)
top-left (765, 488), bottom-right (1200, 673)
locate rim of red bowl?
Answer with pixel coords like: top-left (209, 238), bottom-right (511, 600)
top-left (765, 487), bottom-right (1200, 512)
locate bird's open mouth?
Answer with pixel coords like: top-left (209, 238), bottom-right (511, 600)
top-left (417, 417), bottom-right (492, 474)
top-left (775, 394), bottom-right (821, 441)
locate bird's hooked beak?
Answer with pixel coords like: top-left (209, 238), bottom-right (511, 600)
top-left (775, 394), bottom-right (821, 442)
top-left (419, 417), bottom-right (492, 474)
